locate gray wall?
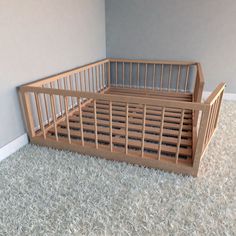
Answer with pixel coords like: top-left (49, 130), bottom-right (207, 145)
top-left (106, 0), bottom-right (236, 93)
top-left (0, 0), bottom-right (106, 147)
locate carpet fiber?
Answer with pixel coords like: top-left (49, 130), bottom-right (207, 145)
top-left (0, 101), bottom-right (235, 235)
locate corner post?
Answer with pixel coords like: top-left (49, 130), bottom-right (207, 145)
top-left (192, 104), bottom-right (210, 176)
top-left (193, 63), bottom-right (204, 126)
top-left (19, 88), bottom-right (35, 140)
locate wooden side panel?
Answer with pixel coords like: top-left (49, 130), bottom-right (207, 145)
top-left (193, 83), bottom-right (225, 175)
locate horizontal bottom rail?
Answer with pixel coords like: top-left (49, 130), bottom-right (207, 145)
top-left (31, 136), bottom-right (196, 176)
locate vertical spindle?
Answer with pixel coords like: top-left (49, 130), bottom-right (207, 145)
top-left (96, 66), bottom-right (99, 92)
top-left (137, 63), bottom-right (140, 88)
top-left (176, 109), bottom-right (185, 163)
top-left (42, 84), bottom-right (50, 124)
top-left (109, 101), bottom-right (113, 152)
top-left (102, 63), bottom-right (105, 89)
top-left (115, 61), bottom-right (118, 87)
top-left (141, 104), bottom-right (146, 158)
top-left (152, 64), bottom-right (156, 90)
top-left (75, 73), bottom-right (80, 106)
top-left (79, 98), bottom-right (84, 146)
top-left (158, 107), bottom-right (165, 160)
top-left (108, 61), bottom-right (111, 88)
top-left (79, 72), bottom-right (83, 92)
top-left (69, 76), bottom-right (74, 108)
top-left (64, 96), bottom-right (71, 144)
top-left (84, 70), bottom-right (87, 92)
top-left (88, 69), bottom-right (91, 92)
top-left (35, 93), bottom-right (46, 139)
top-left (56, 80), bottom-right (63, 116)
top-left (144, 64), bottom-right (147, 89)
top-left (176, 65), bottom-right (181, 92)
top-left (168, 65), bottom-right (172, 91)
top-left (129, 62), bottom-right (132, 88)
top-left (122, 62), bottom-right (125, 87)
top-left (92, 67), bottom-right (95, 92)
top-left (160, 64), bottom-right (164, 90)
top-left (94, 100), bottom-right (98, 149)
top-left (184, 65), bottom-right (190, 91)
top-left (125, 103), bottom-right (129, 154)
top-left (50, 94), bottom-right (58, 141)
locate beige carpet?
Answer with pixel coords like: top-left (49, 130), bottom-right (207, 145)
top-left (0, 101), bottom-right (235, 235)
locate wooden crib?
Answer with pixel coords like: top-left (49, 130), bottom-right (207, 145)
top-left (19, 58), bottom-right (225, 176)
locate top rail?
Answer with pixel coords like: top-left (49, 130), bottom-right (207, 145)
top-left (205, 82), bottom-right (226, 105)
top-left (25, 58), bottom-right (110, 87)
top-left (20, 85), bottom-right (206, 111)
top-left (109, 58), bottom-right (197, 66)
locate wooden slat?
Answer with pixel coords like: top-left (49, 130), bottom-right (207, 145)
top-left (109, 90), bottom-right (192, 102)
top-left (82, 106), bottom-right (192, 125)
top-left (60, 120), bottom-right (192, 146)
top-left (75, 111), bottom-right (192, 131)
top-left (48, 126), bottom-right (191, 156)
top-left (94, 101), bottom-right (193, 117)
top-left (67, 116), bottom-right (192, 139)
top-left (109, 87), bottom-right (192, 99)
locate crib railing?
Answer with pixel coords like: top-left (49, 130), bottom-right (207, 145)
top-left (193, 82), bottom-right (225, 173)
top-left (109, 58), bottom-right (198, 92)
top-left (21, 59), bottom-right (110, 131)
top-left (28, 58), bottom-right (110, 92)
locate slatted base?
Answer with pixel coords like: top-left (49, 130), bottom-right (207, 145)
top-left (44, 89), bottom-right (193, 167)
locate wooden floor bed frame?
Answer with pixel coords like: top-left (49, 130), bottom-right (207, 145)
top-left (19, 58), bottom-right (225, 176)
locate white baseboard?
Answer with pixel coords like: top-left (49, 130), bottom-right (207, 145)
top-left (0, 134), bottom-right (29, 162)
top-left (203, 91), bottom-right (236, 101)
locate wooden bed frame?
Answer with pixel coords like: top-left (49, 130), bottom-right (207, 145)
top-left (19, 58), bottom-right (225, 176)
